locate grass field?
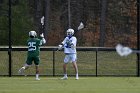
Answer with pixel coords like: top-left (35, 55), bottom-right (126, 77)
top-left (0, 76), bottom-right (140, 93)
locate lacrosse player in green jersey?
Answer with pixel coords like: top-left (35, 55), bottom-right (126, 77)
top-left (18, 31), bottom-right (46, 80)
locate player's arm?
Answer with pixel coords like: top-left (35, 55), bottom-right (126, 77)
top-left (58, 38), bottom-right (67, 50)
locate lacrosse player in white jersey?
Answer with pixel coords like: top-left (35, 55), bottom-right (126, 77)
top-left (58, 28), bottom-right (79, 80)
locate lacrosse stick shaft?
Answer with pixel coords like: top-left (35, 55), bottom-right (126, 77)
top-left (132, 50), bottom-right (140, 53)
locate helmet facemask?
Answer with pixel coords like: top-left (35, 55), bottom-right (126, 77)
top-left (67, 29), bottom-right (74, 38)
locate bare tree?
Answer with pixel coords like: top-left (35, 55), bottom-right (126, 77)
top-left (44, 0), bottom-right (50, 38)
top-left (34, 0), bottom-right (42, 34)
top-left (0, 0), bottom-right (3, 4)
top-left (71, 0), bottom-right (83, 32)
top-left (99, 0), bottom-right (107, 46)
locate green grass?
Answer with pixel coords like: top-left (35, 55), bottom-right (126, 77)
top-left (0, 77), bottom-right (140, 93)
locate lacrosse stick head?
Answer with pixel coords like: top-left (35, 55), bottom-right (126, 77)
top-left (116, 44), bottom-right (133, 56)
top-left (78, 22), bottom-right (84, 30)
top-left (41, 16), bottom-right (44, 25)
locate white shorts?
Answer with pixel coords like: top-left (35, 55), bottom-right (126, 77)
top-left (64, 53), bottom-right (77, 63)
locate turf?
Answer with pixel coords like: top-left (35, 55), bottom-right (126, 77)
top-left (0, 77), bottom-right (140, 93)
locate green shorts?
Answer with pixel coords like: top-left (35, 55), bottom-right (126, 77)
top-left (26, 56), bottom-right (40, 65)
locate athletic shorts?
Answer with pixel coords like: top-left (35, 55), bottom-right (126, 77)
top-left (26, 56), bottom-right (40, 65)
top-left (64, 53), bottom-right (77, 63)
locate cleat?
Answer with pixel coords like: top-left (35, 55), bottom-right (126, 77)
top-left (76, 74), bottom-right (79, 80)
top-left (18, 67), bottom-right (25, 75)
top-left (76, 77), bottom-right (79, 80)
top-left (61, 76), bottom-right (68, 80)
top-left (36, 78), bottom-right (40, 80)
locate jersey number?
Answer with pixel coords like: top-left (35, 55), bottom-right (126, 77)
top-left (66, 40), bottom-right (72, 48)
top-left (28, 42), bottom-right (36, 51)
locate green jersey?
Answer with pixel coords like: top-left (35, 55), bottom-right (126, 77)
top-left (27, 38), bottom-right (42, 57)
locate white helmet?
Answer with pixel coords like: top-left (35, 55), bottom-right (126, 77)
top-left (67, 28), bottom-right (74, 36)
top-left (29, 31), bottom-right (37, 37)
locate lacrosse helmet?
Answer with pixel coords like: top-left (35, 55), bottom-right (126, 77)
top-left (29, 31), bottom-right (37, 38)
top-left (67, 29), bottom-right (74, 37)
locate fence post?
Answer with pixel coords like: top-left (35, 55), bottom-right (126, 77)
top-left (8, 0), bottom-right (12, 77)
top-left (137, 0), bottom-right (140, 77)
top-left (53, 50), bottom-right (55, 76)
top-left (96, 48), bottom-right (98, 77)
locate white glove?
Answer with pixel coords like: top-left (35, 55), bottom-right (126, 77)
top-left (42, 38), bottom-right (46, 44)
top-left (40, 33), bottom-right (44, 38)
top-left (58, 45), bottom-right (63, 50)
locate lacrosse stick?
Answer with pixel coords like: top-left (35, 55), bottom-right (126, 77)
top-left (40, 16), bottom-right (46, 38)
top-left (56, 22), bottom-right (84, 51)
top-left (115, 44), bottom-right (140, 56)
top-left (41, 16), bottom-right (44, 27)
top-left (40, 16), bottom-right (45, 34)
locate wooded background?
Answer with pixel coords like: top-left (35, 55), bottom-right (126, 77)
top-left (0, 0), bottom-right (138, 47)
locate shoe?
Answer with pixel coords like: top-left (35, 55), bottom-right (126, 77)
top-left (36, 78), bottom-right (40, 80)
top-left (61, 76), bottom-right (68, 80)
top-left (76, 74), bottom-right (79, 80)
top-left (76, 77), bottom-right (79, 80)
top-left (18, 67), bottom-right (25, 74)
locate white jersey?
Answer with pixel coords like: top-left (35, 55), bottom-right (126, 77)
top-left (62, 36), bottom-right (77, 54)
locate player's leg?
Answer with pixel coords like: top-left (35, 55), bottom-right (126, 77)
top-left (35, 65), bottom-right (40, 80)
top-left (18, 64), bottom-right (30, 73)
top-left (63, 63), bottom-right (68, 77)
top-left (71, 54), bottom-right (79, 80)
top-left (18, 64), bottom-right (30, 74)
top-left (61, 55), bottom-right (69, 80)
top-left (18, 57), bottom-right (32, 74)
top-left (72, 62), bottom-right (79, 79)
top-left (34, 56), bottom-right (40, 80)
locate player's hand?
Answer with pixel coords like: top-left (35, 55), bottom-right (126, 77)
top-left (58, 45), bottom-right (63, 50)
top-left (40, 33), bottom-right (44, 38)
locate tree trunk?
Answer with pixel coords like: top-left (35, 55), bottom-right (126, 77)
top-left (34, 0), bottom-right (42, 34)
top-left (0, 0), bottom-right (3, 4)
top-left (44, 0), bottom-right (50, 38)
top-left (71, 0), bottom-right (83, 31)
top-left (99, 0), bottom-right (107, 46)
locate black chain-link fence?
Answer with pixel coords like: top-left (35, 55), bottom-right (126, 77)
top-left (0, 47), bottom-right (138, 76)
